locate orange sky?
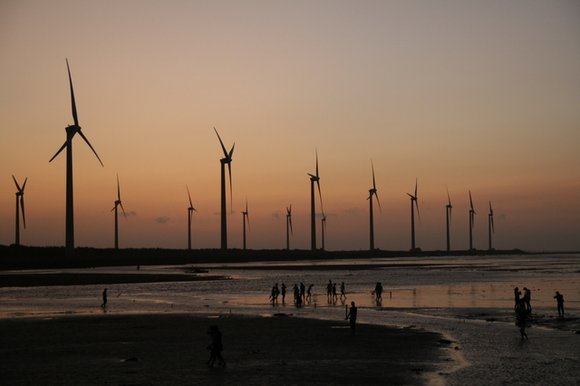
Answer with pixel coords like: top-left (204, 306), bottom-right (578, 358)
top-left (1, 1), bottom-right (579, 251)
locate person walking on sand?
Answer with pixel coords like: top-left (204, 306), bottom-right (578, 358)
top-left (300, 282), bottom-right (306, 302)
top-left (554, 291), bottom-right (564, 317)
top-left (346, 301), bottom-right (358, 335)
top-left (332, 283), bottom-right (338, 303)
top-left (340, 282), bottom-right (347, 300)
top-left (206, 325), bottom-right (226, 367)
top-left (101, 288), bottom-right (108, 308)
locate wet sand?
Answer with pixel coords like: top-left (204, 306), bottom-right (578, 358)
top-left (0, 313), bottom-right (453, 386)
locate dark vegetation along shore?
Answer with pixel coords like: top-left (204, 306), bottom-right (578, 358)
top-left (0, 245), bottom-right (528, 270)
top-left (0, 314), bottom-right (455, 386)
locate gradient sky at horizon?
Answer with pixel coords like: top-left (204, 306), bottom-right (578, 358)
top-left (1, 0), bottom-right (579, 251)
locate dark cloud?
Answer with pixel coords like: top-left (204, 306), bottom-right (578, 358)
top-left (155, 216), bottom-right (171, 224)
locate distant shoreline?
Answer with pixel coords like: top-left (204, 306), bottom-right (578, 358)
top-left (0, 245), bottom-right (542, 270)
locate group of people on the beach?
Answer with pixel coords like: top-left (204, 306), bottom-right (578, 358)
top-left (513, 286), bottom-right (566, 340)
top-left (269, 280), bottom-right (347, 307)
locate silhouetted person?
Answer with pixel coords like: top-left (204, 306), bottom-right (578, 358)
top-left (346, 301), bottom-right (358, 335)
top-left (306, 284), bottom-right (314, 302)
top-left (554, 291), bottom-right (564, 317)
top-left (293, 284), bottom-right (301, 306)
top-left (374, 282), bottom-right (383, 303)
top-left (207, 325), bottom-right (226, 367)
top-left (326, 280), bottom-right (333, 302)
top-left (332, 283), bottom-right (338, 302)
top-left (340, 282), bottom-right (346, 300)
top-left (270, 283), bottom-right (279, 305)
top-left (515, 299), bottom-right (529, 340)
top-left (281, 283), bottom-right (287, 304)
top-left (300, 282), bottom-right (306, 302)
top-left (101, 288), bottom-right (108, 308)
top-left (522, 287), bottom-right (531, 312)
top-left (513, 287), bottom-right (521, 309)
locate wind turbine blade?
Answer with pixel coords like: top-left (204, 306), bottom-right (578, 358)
top-left (375, 191), bottom-right (382, 211)
top-left (21, 177), bottom-right (28, 192)
top-left (315, 150), bottom-right (319, 178)
top-left (316, 179), bottom-right (323, 214)
top-left (228, 143), bottom-right (235, 159)
top-left (447, 188), bottom-right (451, 206)
top-left (414, 178), bottom-right (418, 198)
top-left (49, 142), bottom-right (67, 163)
top-left (66, 59), bottom-right (79, 127)
top-left (469, 190), bottom-right (474, 211)
top-left (78, 130), bottom-right (104, 166)
top-left (12, 175), bottom-right (22, 191)
top-left (489, 201), bottom-right (493, 214)
top-left (371, 161), bottom-right (376, 190)
top-left (289, 217), bottom-right (293, 235)
top-left (120, 202), bottom-right (127, 218)
top-left (20, 196), bottom-right (26, 229)
top-left (415, 200), bottom-right (421, 222)
top-left (116, 174), bottom-right (121, 201)
top-left (213, 127), bottom-right (229, 157)
top-left (187, 185), bottom-right (193, 208)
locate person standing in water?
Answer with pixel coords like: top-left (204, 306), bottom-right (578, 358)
top-left (101, 288), bottom-right (108, 308)
top-left (346, 301), bottom-right (358, 335)
top-left (554, 291), bottom-right (564, 317)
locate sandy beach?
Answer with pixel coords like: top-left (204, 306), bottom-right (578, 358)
top-left (0, 313), bottom-right (453, 386)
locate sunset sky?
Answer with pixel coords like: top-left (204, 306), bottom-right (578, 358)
top-left (1, 0), bottom-right (579, 251)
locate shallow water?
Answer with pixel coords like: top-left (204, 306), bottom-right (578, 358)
top-left (1, 253), bottom-right (579, 385)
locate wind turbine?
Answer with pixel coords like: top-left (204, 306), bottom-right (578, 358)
top-left (307, 151), bottom-right (323, 251)
top-left (368, 161), bottom-right (381, 250)
top-left (488, 201), bottom-right (495, 251)
top-left (445, 189), bottom-right (453, 252)
top-left (468, 190), bottom-right (476, 251)
top-left (49, 59), bottom-right (103, 254)
top-left (186, 186), bottom-right (197, 250)
top-left (241, 199), bottom-right (249, 250)
top-left (112, 174), bottom-right (126, 250)
top-left (12, 175), bottom-right (27, 246)
top-left (214, 127), bottom-right (235, 250)
top-left (407, 179), bottom-right (420, 251)
top-left (285, 205), bottom-right (293, 250)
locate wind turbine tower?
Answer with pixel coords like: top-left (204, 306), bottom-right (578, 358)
top-left (321, 213), bottom-right (327, 251)
top-left (468, 191), bottom-right (476, 250)
top-left (186, 186), bottom-right (197, 250)
top-left (49, 59), bottom-right (103, 254)
top-left (241, 200), bottom-right (249, 250)
top-left (12, 175), bottom-right (27, 246)
top-left (112, 174), bottom-right (126, 250)
top-left (286, 205), bottom-right (293, 250)
top-left (368, 161), bottom-right (381, 250)
top-left (214, 128), bottom-right (235, 250)
top-left (488, 201), bottom-right (495, 250)
top-left (407, 179), bottom-right (420, 251)
top-left (445, 190), bottom-right (453, 252)
top-left (307, 151), bottom-right (323, 251)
